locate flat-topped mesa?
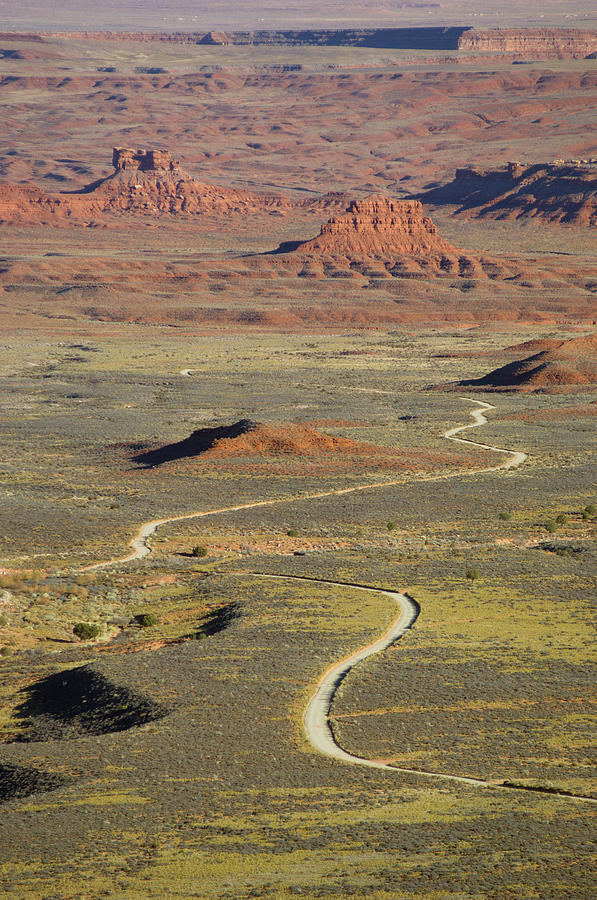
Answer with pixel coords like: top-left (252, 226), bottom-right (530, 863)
top-left (112, 147), bottom-right (178, 173)
top-left (457, 28), bottom-right (597, 59)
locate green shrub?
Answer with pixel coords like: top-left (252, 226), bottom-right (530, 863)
top-left (0, 614), bottom-right (8, 627)
top-left (191, 546), bottom-right (208, 558)
top-left (555, 513), bottom-right (568, 525)
top-left (498, 511), bottom-right (512, 521)
top-left (584, 504), bottom-right (595, 517)
top-left (73, 622), bottom-right (100, 641)
top-left (286, 529), bottom-right (298, 538)
top-left (465, 568), bottom-right (480, 581)
top-left (387, 521), bottom-right (397, 531)
top-left (134, 613), bottom-right (158, 628)
top-left (545, 520), bottom-right (558, 534)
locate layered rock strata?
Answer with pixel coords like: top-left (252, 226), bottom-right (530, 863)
top-left (41, 28), bottom-right (597, 58)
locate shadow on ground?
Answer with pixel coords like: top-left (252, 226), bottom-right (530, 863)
top-left (13, 666), bottom-right (169, 742)
top-left (132, 420), bottom-right (257, 467)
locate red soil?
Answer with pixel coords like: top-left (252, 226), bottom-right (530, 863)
top-left (202, 421), bottom-right (382, 457)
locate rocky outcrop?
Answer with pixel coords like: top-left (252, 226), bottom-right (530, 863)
top-left (0, 148), bottom-right (357, 226)
top-left (418, 161), bottom-right (597, 226)
top-left (278, 196), bottom-right (513, 279)
top-left (302, 198), bottom-right (454, 258)
top-left (112, 147), bottom-right (178, 172)
top-left (444, 333), bottom-right (597, 392)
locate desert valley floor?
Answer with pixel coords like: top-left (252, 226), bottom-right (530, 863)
top-left (0, 24), bottom-right (596, 900)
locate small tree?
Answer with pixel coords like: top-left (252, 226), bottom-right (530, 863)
top-left (191, 546), bottom-right (208, 558)
top-left (387, 521), bottom-right (397, 531)
top-left (466, 568), bottom-right (480, 581)
top-left (73, 622), bottom-right (100, 641)
top-left (545, 520), bottom-right (558, 534)
top-left (555, 513), bottom-right (568, 525)
top-left (498, 511), bottom-right (512, 521)
top-left (286, 529), bottom-right (298, 538)
top-left (134, 613), bottom-right (158, 628)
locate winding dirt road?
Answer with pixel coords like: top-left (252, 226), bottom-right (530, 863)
top-left (255, 573), bottom-right (594, 802)
top-left (77, 398), bottom-right (597, 802)
top-left (444, 399), bottom-right (527, 470)
top-left (83, 399), bottom-right (522, 571)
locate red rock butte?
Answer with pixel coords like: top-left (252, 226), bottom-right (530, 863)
top-left (287, 196), bottom-right (510, 279)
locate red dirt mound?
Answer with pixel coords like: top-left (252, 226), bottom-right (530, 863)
top-left (418, 161), bottom-right (597, 226)
top-left (130, 419), bottom-right (389, 468)
top-left (444, 332), bottom-right (597, 392)
top-left (501, 337), bottom-right (565, 353)
top-left (203, 421), bottom-right (376, 458)
top-left (277, 196), bottom-right (514, 279)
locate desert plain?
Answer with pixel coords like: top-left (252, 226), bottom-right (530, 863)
top-left (0, 11), bottom-right (596, 900)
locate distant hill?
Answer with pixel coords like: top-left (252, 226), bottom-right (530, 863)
top-left (442, 333), bottom-right (597, 392)
top-left (417, 161), bottom-right (597, 226)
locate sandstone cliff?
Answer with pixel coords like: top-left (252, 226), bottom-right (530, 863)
top-left (40, 28), bottom-right (597, 58)
top-left (458, 29), bottom-right (597, 59)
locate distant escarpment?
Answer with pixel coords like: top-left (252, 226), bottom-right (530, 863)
top-left (0, 147), bottom-right (349, 225)
top-left (442, 333), bottom-right (597, 392)
top-left (276, 196), bottom-right (515, 279)
top-left (42, 28), bottom-right (597, 58)
top-left (418, 161), bottom-right (597, 226)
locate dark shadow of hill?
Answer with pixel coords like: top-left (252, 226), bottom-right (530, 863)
top-left (192, 603), bottom-right (240, 639)
top-left (456, 355), bottom-right (547, 389)
top-left (267, 239), bottom-right (304, 255)
top-left (132, 419), bottom-right (257, 467)
top-left (12, 665), bottom-right (169, 742)
top-left (0, 763), bottom-right (70, 802)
